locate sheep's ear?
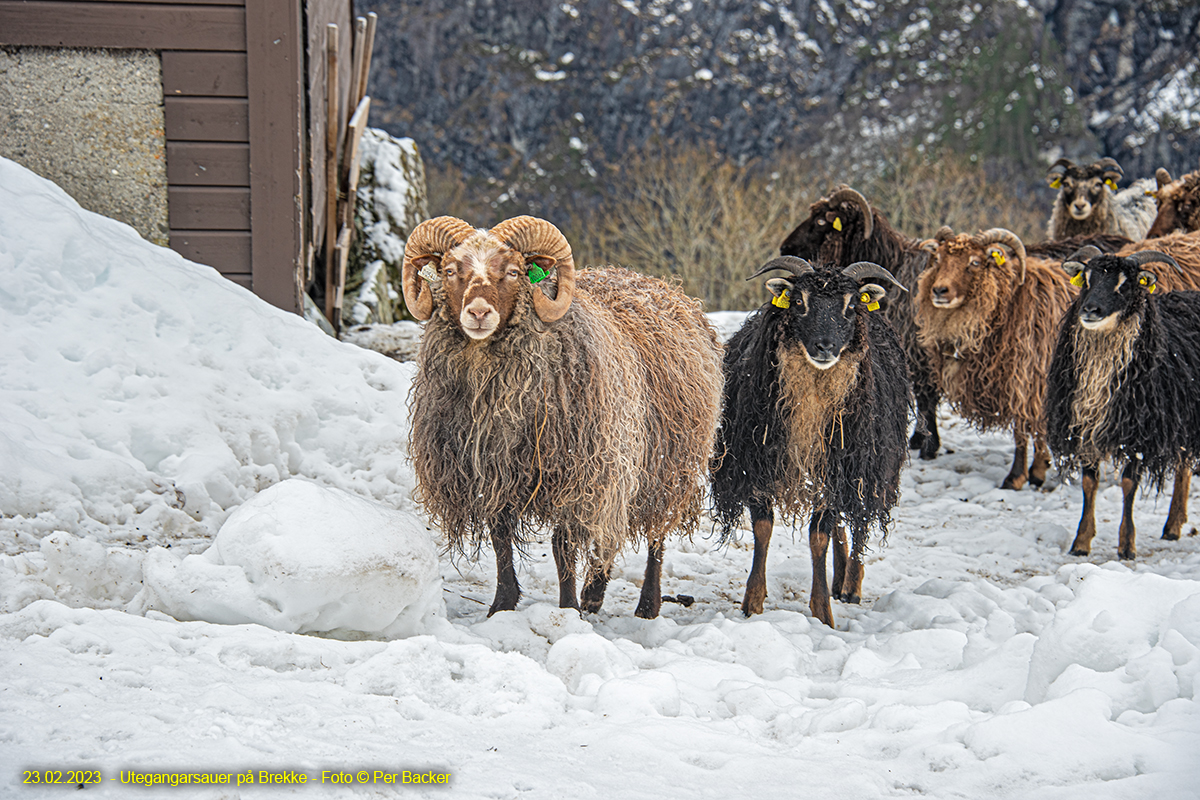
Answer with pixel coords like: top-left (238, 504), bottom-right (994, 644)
top-left (857, 283), bottom-right (887, 310)
top-left (1062, 260), bottom-right (1087, 288)
top-left (524, 254), bottom-right (557, 284)
top-left (919, 238), bottom-right (938, 254)
top-left (765, 278), bottom-right (795, 308)
top-left (984, 245), bottom-right (1012, 268)
top-left (1102, 169), bottom-right (1122, 188)
top-left (1136, 270), bottom-right (1159, 293)
top-left (1046, 173), bottom-right (1063, 189)
top-left (412, 254), bottom-right (441, 283)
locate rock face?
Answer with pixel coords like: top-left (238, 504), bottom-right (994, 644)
top-left (344, 127), bottom-right (430, 326)
top-left (360, 0), bottom-right (1198, 201)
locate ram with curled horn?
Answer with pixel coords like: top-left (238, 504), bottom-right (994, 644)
top-left (1144, 158), bottom-right (1200, 238)
top-left (914, 226), bottom-right (1079, 491)
top-left (1046, 246), bottom-right (1200, 560)
top-left (711, 257), bottom-right (912, 627)
top-left (404, 215), bottom-right (723, 619)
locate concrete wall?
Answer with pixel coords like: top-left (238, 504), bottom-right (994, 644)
top-left (0, 47), bottom-right (169, 245)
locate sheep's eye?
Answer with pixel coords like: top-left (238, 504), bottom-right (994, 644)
top-left (970, 258), bottom-right (981, 267)
top-left (817, 218), bottom-right (827, 226)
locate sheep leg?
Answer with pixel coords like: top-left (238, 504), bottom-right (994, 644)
top-left (1028, 435), bottom-right (1052, 488)
top-left (831, 524), bottom-right (849, 601)
top-left (838, 530), bottom-right (866, 605)
top-left (488, 521), bottom-right (521, 616)
top-left (1117, 461), bottom-right (1140, 560)
top-left (1069, 465), bottom-right (1099, 556)
top-left (579, 547), bottom-right (611, 614)
top-left (910, 362), bottom-right (941, 461)
top-left (634, 536), bottom-right (664, 620)
top-left (552, 526), bottom-right (580, 611)
top-left (809, 510), bottom-right (835, 628)
top-left (1001, 430), bottom-right (1029, 490)
top-left (742, 504), bottom-right (774, 617)
top-left (1163, 465), bottom-right (1191, 541)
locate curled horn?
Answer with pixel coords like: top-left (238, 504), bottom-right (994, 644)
top-left (402, 216), bottom-right (477, 320)
top-left (825, 185), bottom-right (874, 239)
top-left (1062, 245), bottom-right (1103, 276)
top-left (489, 215), bottom-right (576, 321)
top-left (1094, 157), bottom-right (1124, 176)
top-left (842, 261), bottom-right (907, 292)
top-left (1156, 167), bottom-right (1173, 189)
top-left (748, 256), bottom-right (815, 281)
top-left (1127, 250), bottom-right (1183, 274)
top-left (935, 225), bottom-right (956, 242)
top-left (975, 228), bottom-right (1028, 285)
top-left (1047, 157), bottom-right (1073, 174)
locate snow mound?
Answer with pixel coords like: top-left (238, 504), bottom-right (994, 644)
top-left (139, 479), bottom-right (443, 637)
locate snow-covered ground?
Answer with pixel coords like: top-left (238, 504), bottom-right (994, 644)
top-left (2, 156), bottom-right (1199, 798)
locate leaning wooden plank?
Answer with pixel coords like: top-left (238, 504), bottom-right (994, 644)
top-left (323, 23), bottom-right (340, 323)
top-left (339, 96), bottom-right (372, 230)
top-left (347, 17), bottom-right (368, 116)
top-left (357, 13), bottom-right (378, 107)
top-left (332, 225), bottom-right (352, 333)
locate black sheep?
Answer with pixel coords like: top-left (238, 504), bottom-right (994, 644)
top-left (1045, 246), bottom-right (1200, 559)
top-left (711, 258), bottom-right (911, 626)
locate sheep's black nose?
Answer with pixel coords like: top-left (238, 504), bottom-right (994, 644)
top-left (813, 339), bottom-right (838, 359)
top-left (932, 286), bottom-right (949, 299)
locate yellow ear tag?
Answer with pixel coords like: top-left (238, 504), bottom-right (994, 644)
top-left (772, 289), bottom-right (790, 309)
top-left (992, 251), bottom-right (1006, 267)
top-left (1106, 178), bottom-right (1118, 191)
top-left (1149, 283), bottom-right (1157, 294)
top-left (1050, 177), bottom-right (1062, 189)
top-left (1145, 190), bottom-right (1157, 197)
top-left (1139, 275), bottom-right (1157, 293)
top-left (1070, 273), bottom-right (1085, 287)
top-left (833, 217), bottom-right (843, 231)
top-left (859, 291), bottom-right (880, 311)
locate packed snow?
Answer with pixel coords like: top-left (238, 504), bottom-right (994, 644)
top-left (2, 156), bottom-right (1199, 798)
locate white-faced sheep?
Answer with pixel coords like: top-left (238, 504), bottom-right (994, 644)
top-left (1146, 161), bottom-right (1200, 238)
top-left (403, 216), bottom-right (723, 618)
top-left (914, 228), bottom-right (1077, 490)
top-left (1046, 247), bottom-right (1200, 559)
top-left (1046, 157), bottom-right (1157, 241)
top-left (710, 258), bottom-right (911, 627)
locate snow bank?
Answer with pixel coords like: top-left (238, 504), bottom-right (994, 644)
top-left (139, 479), bottom-right (443, 636)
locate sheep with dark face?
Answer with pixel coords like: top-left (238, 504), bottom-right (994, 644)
top-left (1045, 247), bottom-right (1200, 559)
top-left (711, 258), bottom-right (910, 627)
top-left (1046, 157), bottom-right (1157, 241)
top-left (779, 186), bottom-right (940, 461)
top-left (1146, 162), bottom-right (1200, 238)
top-left (914, 227), bottom-right (1077, 491)
top-left (403, 216), bottom-right (723, 618)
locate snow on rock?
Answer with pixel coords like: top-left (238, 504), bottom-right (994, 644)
top-left (139, 479), bottom-right (442, 637)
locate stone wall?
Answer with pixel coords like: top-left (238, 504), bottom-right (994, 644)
top-left (0, 47), bottom-right (169, 245)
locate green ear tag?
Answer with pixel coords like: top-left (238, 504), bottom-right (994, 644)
top-left (1070, 273), bottom-right (1085, 287)
top-left (528, 263), bottom-right (549, 284)
top-left (772, 290), bottom-right (790, 309)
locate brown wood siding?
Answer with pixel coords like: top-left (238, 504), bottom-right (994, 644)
top-left (164, 97), bottom-right (249, 141)
top-left (0, 2), bottom-right (245, 50)
top-left (166, 142), bottom-right (249, 185)
top-left (169, 231), bottom-right (251, 272)
top-left (162, 51), bottom-right (247, 96)
top-left (168, 186), bottom-right (251, 229)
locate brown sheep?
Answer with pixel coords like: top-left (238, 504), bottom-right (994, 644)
top-left (914, 228), bottom-right (1076, 490)
top-left (1146, 162), bottom-right (1200, 238)
top-left (402, 216), bottom-right (723, 619)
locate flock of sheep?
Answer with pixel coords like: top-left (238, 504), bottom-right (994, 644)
top-left (397, 156), bottom-right (1200, 628)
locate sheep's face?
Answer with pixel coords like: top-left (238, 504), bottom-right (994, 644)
top-left (1067, 254), bottom-right (1155, 333)
top-left (1146, 171), bottom-right (1200, 238)
top-left (919, 235), bottom-right (1012, 314)
top-left (766, 269), bottom-right (881, 370)
top-left (1048, 161), bottom-right (1121, 222)
top-left (439, 234), bottom-right (535, 340)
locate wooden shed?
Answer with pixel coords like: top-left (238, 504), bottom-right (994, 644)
top-left (0, 0), bottom-right (364, 315)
